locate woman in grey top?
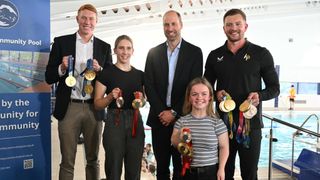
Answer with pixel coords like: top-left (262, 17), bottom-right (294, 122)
top-left (171, 77), bottom-right (229, 180)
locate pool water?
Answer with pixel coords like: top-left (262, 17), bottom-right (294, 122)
top-left (260, 111), bottom-right (319, 167)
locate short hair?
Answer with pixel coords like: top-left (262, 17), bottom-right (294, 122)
top-left (223, 8), bottom-right (246, 23)
top-left (114, 35), bottom-right (133, 49)
top-left (77, 4), bottom-right (97, 16)
top-left (163, 10), bottom-right (183, 25)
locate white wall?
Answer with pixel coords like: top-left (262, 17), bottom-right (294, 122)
top-left (99, 12), bottom-right (320, 83)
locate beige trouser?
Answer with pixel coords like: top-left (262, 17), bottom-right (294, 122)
top-left (58, 101), bottom-right (102, 180)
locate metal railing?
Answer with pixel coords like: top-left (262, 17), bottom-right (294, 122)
top-left (262, 113), bottom-right (320, 180)
top-left (291, 114), bottom-right (319, 177)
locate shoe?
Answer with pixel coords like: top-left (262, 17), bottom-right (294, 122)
top-left (77, 136), bottom-right (84, 144)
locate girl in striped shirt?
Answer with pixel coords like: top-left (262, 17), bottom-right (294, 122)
top-left (171, 77), bottom-right (229, 180)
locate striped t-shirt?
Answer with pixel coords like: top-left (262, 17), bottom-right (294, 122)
top-left (174, 114), bottom-right (227, 167)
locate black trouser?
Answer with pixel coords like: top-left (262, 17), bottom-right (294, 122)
top-left (151, 125), bottom-right (182, 180)
top-left (103, 109), bottom-right (145, 180)
top-left (225, 129), bottom-right (262, 180)
top-left (183, 164), bottom-right (218, 180)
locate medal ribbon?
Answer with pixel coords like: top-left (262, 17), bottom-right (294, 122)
top-left (67, 55), bottom-right (74, 76)
top-left (80, 58), bottom-right (93, 76)
top-left (114, 91), bottom-right (123, 126)
top-left (236, 112), bottom-right (244, 143)
top-left (131, 92), bottom-right (140, 137)
top-left (228, 111), bottom-right (234, 139)
top-left (81, 59), bottom-right (93, 96)
top-left (225, 94), bottom-right (234, 139)
top-left (180, 128), bottom-right (192, 176)
top-left (181, 150), bottom-right (192, 176)
top-left (243, 118), bottom-right (251, 148)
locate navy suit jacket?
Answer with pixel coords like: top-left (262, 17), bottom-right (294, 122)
top-left (144, 39), bottom-right (203, 128)
top-left (45, 33), bottom-right (112, 120)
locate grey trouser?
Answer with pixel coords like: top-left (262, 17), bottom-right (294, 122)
top-left (103, 109), bottom-right (145, 180)
top-left (58, 102), bottom-right (102, 180)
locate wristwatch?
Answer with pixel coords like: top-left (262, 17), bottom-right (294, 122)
top-left (171, 109), bottom-right (177, 118)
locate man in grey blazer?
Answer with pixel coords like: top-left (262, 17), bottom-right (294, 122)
top-left (144, 10), bottom-right (203, 180)
top-left (45, 4), bottom-right (112, 180)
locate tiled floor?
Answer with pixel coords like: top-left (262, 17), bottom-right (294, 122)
top-left (51, 118), bottom-right (294, 180)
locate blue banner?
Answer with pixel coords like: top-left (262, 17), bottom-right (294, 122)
top-left (0, 0), bottom-right (50, 52)
top-left (0, 0), bottom-right (51, 93)
top-left (0, 93), bottom-right (51, 179)
top-left (0, 0), bottom-right (51, 180)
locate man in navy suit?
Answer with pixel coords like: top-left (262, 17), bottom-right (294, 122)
top-left (45, 4), bottom-right (112, 180)
top-left (144, 10), bottom-right (203, 180)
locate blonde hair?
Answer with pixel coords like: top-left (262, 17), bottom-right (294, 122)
top-left (182, 77), bottom-right (218, 118)
top-left (77, 4), bottom-right (97, 16)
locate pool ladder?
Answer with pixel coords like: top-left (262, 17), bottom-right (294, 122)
top-left (263, 113), bottom-right (320, 180)
top-left (291, 113), bottom-right (320, 177)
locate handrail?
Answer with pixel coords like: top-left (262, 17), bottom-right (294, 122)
top-left (293, 113), bottom-right (319, 142)
top-left (262, 113), bottom-right (320, 180)
top-left (291, 113), bottom-right (319, 177)
top-left (263, 113), bottom-right (320, 138)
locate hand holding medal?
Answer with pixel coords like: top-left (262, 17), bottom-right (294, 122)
top-left (116, 90), bottom-right (124, 108)
top-left (79, 59), bottom-right (96, 96)
top-left (177, 128), bottom-right (192, 157)
top-left (131, 91), bottom-right (145, 137)
top-left (65, 55), bottom-right (76, 87)
top-left (219, 93), bottom-right (236, 113)
top-left (239, 100), bottom-right (257, 119)
top-left (238, 99), bottom-right (257, 148)
top-left (132, 91), bottom-right (146, 109)
top-left (178, 128), bottom-right (193, 176)
top-left (218, 92), bottom-right (236, 139)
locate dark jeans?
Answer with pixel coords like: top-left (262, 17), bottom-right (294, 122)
top-left (183, 164), bottom-right (218, 180)
top-left (225, 129), bottom-right (262, 180)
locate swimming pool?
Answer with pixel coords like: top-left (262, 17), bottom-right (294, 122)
top-left (260, 111), bottom-right (319, 167)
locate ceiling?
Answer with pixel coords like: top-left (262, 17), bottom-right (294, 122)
top-left (50, 0), bottom-right (320, 40)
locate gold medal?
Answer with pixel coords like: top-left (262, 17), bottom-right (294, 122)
top-left (65, 75), bottom-right (76, 87)
top-left (132, 91), bottom-right (146, 109)
top-left (132, 99), bottom-right (143, 109)
top-left (84, 84), bottom-right (93, 94)
top-left (219, 101), bottom-right (228, 112)
top-left (84, 70), bottom-right (96, 81)
top-left (243, 105), bottom-right (257, 119)
top-left (177, 142), bottom-right (192, 157)
top-left (239, 100), bottom-right (251, 112)
top-left (224, 99), bottom-right (236, 111)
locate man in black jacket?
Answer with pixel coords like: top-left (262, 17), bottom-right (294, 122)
top-left (45, 4), bottom-right (112, 180)
top-left (144, 10), bottom-right (203, 180)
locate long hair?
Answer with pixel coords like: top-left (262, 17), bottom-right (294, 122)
top-left (182, 77), bottom-right (218, 118)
